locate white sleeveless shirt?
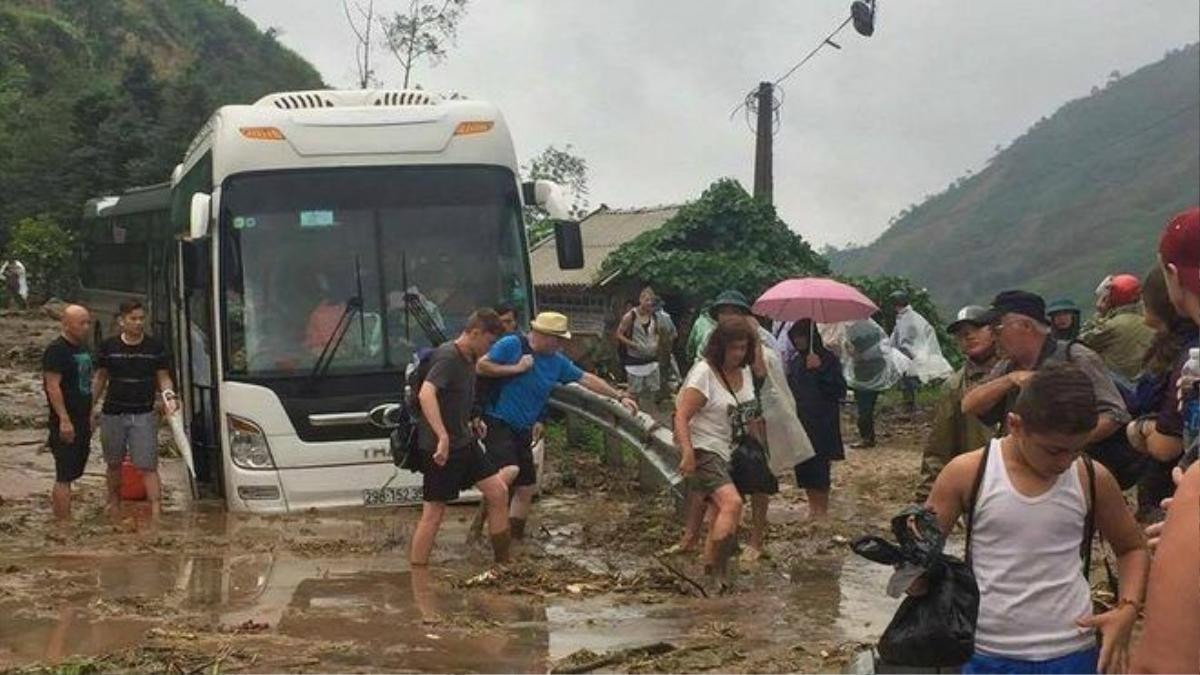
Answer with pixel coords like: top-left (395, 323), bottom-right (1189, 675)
top-left (970, 438), bottom-right (1095, 660)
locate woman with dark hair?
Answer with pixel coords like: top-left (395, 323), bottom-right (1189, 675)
top-left (786, 320), bottom-right (847, 518)
top-left (1127, 266), bottom-right (1199, 519)
top-left (674, 317), bottom-right (765, 590)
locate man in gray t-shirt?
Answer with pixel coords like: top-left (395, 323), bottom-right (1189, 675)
top-left (962, 290), bottom-right (1139, 487)
top-left (411, 309), bottom-right (511, 569)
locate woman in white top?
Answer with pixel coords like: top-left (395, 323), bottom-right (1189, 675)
top-left (674, 317), bottom-right (765, 589)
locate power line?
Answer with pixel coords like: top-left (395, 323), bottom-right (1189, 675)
top-left (730, 15), bottom-right (854, 120)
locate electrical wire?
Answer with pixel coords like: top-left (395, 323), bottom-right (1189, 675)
top-left (730, 15), bottom-right (854, 120)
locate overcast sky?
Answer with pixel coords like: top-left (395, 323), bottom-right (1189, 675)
top-left (238, 0), bottom-right (1199, 248)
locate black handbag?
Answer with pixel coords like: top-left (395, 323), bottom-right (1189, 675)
top-left (716, 368), bottom-right (777, 495)
top-left (730, 435), bottom-right (778, 495)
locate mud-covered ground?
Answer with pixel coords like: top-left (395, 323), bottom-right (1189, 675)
top-left (0, 312), bottom-right (936, 674)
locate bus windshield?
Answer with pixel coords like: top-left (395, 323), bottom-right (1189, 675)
top-left (219, 165), bottom-right (530, 378)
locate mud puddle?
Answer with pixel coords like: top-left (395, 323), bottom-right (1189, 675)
top-left (0, 514), bottom-right (903, 673)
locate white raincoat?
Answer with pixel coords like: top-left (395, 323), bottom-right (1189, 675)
top-left (1, 260), bottom-right (28, 301)
top-left (891, 306), bottom-right (953, 383)
top-left (756, 326), bottom-right (815, 473)
top-left (842, 319), bottom-right (911, 392)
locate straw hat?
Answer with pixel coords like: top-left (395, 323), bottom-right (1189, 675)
top-left (530, 311), bottom-right (572, 339)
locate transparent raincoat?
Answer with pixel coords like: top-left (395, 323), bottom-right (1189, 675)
top-left (891, 307), bottom-right (953, 383)
top-left (842, 319), bottom-right (911, 392)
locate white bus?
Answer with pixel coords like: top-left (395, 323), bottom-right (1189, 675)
top-left (87, 89), bottom-right (582, 512)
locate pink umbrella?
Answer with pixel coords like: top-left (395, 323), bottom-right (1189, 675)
top-left (753, 278), bottom-right (878, 323)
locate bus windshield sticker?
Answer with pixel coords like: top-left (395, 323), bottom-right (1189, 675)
top-left (300, 210), bottom-right (336, 228)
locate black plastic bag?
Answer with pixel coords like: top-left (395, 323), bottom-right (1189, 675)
top-left (877, 554), bottom-right (979, 668)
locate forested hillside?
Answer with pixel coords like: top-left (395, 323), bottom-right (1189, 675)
top-left (832, 44), bottom-right (1200, 314)
top-left (0, 0), bottom-right (324, 240)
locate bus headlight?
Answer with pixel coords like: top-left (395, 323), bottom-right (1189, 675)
top-left (227, 415), bottom-right (275, 470)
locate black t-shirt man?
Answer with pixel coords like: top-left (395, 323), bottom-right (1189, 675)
top-left (97, 335), bottom-right (170, 414)
top-left (42, 336), bottom-right (93, 422)
top-left (418, 341), bottom-right (478, 452)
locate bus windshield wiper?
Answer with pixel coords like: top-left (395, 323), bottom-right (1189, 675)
top-left (309, 256), bottom-right (367, 386)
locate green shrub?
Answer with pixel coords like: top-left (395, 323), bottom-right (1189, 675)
top-left (6, 214), bottom-right (77, 302)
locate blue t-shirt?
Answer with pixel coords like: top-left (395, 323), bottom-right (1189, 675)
top-left (485, 335), bottom-right (584, 431)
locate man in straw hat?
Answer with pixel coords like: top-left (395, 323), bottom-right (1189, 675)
top-left (476, 311), bottom-right (638, 539)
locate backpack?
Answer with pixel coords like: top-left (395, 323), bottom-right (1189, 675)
top-left (619, 309), bottom-right (660, 367)
top-left (473, 334), bottom-right (533, 416)
top-left (390, 347), bottom-right (438, 473)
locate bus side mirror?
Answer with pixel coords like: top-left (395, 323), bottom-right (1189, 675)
top-left (554, 221), bottom-right (584, 270)
top-left (189, 193), bottom-right (211, 240)
top-left (523, 180), bottom-right (572, 221)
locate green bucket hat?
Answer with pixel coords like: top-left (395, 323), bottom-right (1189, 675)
top-left (708, 289), bottom-right (753, 318)
top-left (1045, 298), bottom-right (1080, 316)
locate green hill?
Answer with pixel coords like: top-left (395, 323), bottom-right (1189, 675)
top-left (831, 44), bottom-right (1200, 316)
top-left (0, 0), bottom-right (324, 236)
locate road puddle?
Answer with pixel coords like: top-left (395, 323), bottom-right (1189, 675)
top-left (0, 538), bottom-right (902, 672)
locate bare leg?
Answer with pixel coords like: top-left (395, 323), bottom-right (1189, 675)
top-left (410, 501), bottom-right (447, 566)
top-left (471, 465), bottom-right (517, 542)
top-left (747, 493), bottom-right (770, 556)
top-left (105, 464), bottom-right (122, 513)
top-left (706, 485), bottom-right (743, 585)
top-left (509, 485), bottom-right (535, 539)
top-left (51, 482), bottom-right (72, 520)
top-left (666, 491), bottom-right (706, 554)
top-left (476, 474), bottom-right (512, 563)
top-left (805, 488), bottom-right (830, 519)
top-left (142, 470), bottom-right (162, 517)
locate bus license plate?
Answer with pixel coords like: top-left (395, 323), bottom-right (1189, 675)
top-left (362, 486), bottom-right (422, 507)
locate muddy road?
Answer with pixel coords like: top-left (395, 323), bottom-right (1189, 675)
top-left (0, 312), bottom-right (933, 674)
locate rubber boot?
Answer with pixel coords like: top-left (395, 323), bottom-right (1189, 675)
top-left (509, 517), bottom-right (527, 540)
top-left (490, 530), bottom-right (512, 564)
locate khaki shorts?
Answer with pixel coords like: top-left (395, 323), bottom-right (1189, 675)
top-left (688, 448), bottom-right (733, 494)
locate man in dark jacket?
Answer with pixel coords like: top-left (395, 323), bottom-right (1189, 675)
top-left (917, 306), bottom-right (999, 501)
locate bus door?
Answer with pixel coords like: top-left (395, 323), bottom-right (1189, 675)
top-left (177, 239), bottom-right (223, 498)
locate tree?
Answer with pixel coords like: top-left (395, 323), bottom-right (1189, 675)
top-left (522, 144), bottom-right (589, 243)
top-left (600, 179), bottom-right (830, 308)
top-left (5, 215), bottom-right (76, 302)
top-left (382, 0), bottom-right (469, 89)
top-left (342, 0), bottom-right (379, 89)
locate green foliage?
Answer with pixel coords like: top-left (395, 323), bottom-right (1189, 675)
top-left (600, 178), bottom-right (830, 306)
top-left (834, 43), bottom-right (1200, 317)
top-left (6, 215), bottom-right (76, 301)
top-left (522, 143), bottom-right (590, 244)
top-left (0, 0), bottom-right (324, 242)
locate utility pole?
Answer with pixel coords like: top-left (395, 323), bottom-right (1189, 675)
top-left (752, 81), bottom-right (774, 204)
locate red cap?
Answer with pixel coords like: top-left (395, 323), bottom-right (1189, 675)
top-left (1159, 207), bottom-right (1200, 295)
top-left (1107, 274), bottom-right (1141, 306)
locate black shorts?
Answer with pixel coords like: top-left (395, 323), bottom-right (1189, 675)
top-left (422, 441), bottom-right (498, 503)
top-left (483, 415), bottom-right (536, 487)
top-left (793, 455), bottom-right (833, 490)
top-left (48, 414), bottom-right (91, 483)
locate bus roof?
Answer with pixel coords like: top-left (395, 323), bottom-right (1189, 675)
top-left (176, 89), bottom-right (517, 183)
top-left (82, 183), bottom-right (171, 221)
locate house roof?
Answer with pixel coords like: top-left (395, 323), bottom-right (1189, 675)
top-left (530, 204), bottom-right (680, 289)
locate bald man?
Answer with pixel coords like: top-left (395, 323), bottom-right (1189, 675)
top-left (42, 305), bottom-right (94, 519)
